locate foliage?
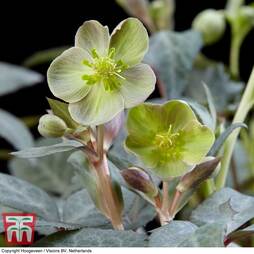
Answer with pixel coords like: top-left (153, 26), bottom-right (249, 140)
top-left (1, 0), bottom-right (254, 247)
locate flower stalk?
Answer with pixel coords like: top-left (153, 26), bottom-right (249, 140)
top-left (93, 125), bottom-right (124, 230)
top-left (216, 67), bottom-right (254, 189)
top-left (169, 189), bottom-right (181, 217)
top-left (159, 180), bottom-right (171, 225)
top-left (229, 35), bottom-right (241, 79)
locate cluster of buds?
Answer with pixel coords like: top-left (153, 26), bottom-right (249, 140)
top-left (121, 157), bottom-right (220, 225)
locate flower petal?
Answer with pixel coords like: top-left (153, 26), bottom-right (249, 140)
top-left (47, 47), bottom-right (92, 103)
top-left (110, 18), bottom-right (149, 66)
top-left (155, 160), bottom-right (191, 180)
top-left (125, 139), bottom-right (160, 168)
top-left (126, 133), bottom-right (191, 179)
top-left (120, 64), bottom-right (156, 108)
top-left (181, 120), bottom-right (215, 164)
top-left (161, 100), bottom-right (197, 132)
top-left (69, 85), bottom-right (124, 126)
top-left (75, 20), bottom-right (110, 56)
top-left (126, 103), bottom-right (165, 142)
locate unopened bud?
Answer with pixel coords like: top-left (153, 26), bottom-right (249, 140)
top-left (149, 0), bottom-right (175, 30)
top-left (121, 167), bottom-right (158, 197)
top-left (176, 157), bottom-right (221, 193)
top-left (38, 114), bottom-right (67, 138)
top-left (202, 156), bottom-right (221, 178)
top-left (104, 111), bottom-right (124, 151)
top-left (192, 9), bottom-right (226, 45)
top-left (116, 0), bottom-right (155, 32)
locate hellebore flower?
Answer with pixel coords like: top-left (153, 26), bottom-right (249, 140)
top-left (125, 100), bottom-right (215, 180)
top-left (47, 18), bottom-right (156, 126)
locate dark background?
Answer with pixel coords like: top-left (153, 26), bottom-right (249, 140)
top-left (0, 0), bottom-right (254, 164)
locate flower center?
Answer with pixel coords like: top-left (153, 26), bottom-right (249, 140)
top-left (82, 48), bottom-right (128, 92)
top-left (154, 125), bottom-right (182, 161)
top-left (154, 125), bottom-right (180, 149)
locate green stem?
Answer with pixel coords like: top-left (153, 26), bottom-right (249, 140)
top-left (201, 179), bottom-right (216, 197)
top-left (216, 67), bottom-right (254, 189)
top-left (230, 35), bottom-right (241, 79)
top-left (226, 0), bottom-right (243, 16)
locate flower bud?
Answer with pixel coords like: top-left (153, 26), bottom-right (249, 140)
top-left (116, 0), bottom-right (155, 32)
top-left (201, 156), bottom-right (221, 178)
top-left (121, 167), bottom-right (158, 197)
top-left (104, 111), bottom-right (124, 151)
top-left (176, 157), bottom-right (221, 193)
top-left (149, 0), bottom-right (175, 30)
top-left (38, 114), bottom-right (67, 138)
top-left (192, 9), bottom-right (226, 45)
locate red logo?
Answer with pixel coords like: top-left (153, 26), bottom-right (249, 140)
top-left (2, 213), bottom-right (36, 245)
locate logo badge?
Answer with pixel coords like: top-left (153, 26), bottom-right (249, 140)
top-left (2, 213), bottom-right (36, 245)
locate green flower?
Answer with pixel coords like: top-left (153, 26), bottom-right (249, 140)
top-left (47, 18), bottom-right (156, 126)
top-left (125, 100), bottom-right (215, 179)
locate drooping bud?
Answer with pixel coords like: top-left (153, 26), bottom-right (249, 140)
top-left (38, 114), bottom-right (67, 138)
top-left (176, 157), bottom-right (221, 193)
top-left (121, 167), bottom-right (158, 197)
top-left (115, 0), bottom-right (155, 32)
top-left (149, 0), bottom-right (175, 30)
top-left (192, 9), bottom-right (226, 45)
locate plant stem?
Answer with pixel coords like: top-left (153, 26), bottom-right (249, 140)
top-left (161, 181), bottom-right (169, 213)
top-left (230, 36), bottom-right (241, 79)
top-left (226, 0), bottom-right (243, 17)
top-left (97, 125), bottom-right (105, 160)
top-left (226, 0), bottom-right (245, 79)
top-left (201, 179), bottom-right (216, 197)
top-left (216, 67), bottom-right (254, 189)
top-left (159, 180), bottom-right (171, 225)
top-left (96, 125), bottom-right (124, 230)
top-left (156, 76), bottom-right (167, 99)
top-left (231, 156), bottom-right (240, 190)
top-left (169, 189), bottom-right (181, 217)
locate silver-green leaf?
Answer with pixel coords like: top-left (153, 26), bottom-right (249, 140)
top-left (0, 109), bottom-right (34, 149)
top-left (0, 62), bottom-right (43, 96)
top-left (11, 140), bottom-right (83, 158)
top-left (9, 138), bottom-right (76, 195)
top-left (62, 189), bottom-right (111, 228)
top-left (34, 228), bottom-right (147, 247)
top-left (145, 30), bottom-right (203, 98)
top-left (0, 173), bottom-right (59, 221)
top-left (179, 223), bottom-right (226, 247)
top-left (149, 221), bottom-right (198, 247)
top-left (191, 188), bottom-right (254, 234)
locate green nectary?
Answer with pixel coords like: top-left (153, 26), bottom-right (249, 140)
top-left (82, 48), bottom-right (128, 92)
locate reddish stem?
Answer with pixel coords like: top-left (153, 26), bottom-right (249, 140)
top-left (169, 190), bottom-right (182, 216)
